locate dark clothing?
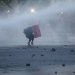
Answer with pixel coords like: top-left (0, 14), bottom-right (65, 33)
top-left (26, 33), bottom-right (34, 41)
top-left (23, 27), bottom-right (34, 45)
top-left (23, 27), bottom-right (33, 35)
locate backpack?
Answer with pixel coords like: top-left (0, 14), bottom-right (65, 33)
top-left (23, 27), bottom-right (33, 35)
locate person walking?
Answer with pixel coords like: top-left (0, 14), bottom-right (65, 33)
top-left (23, 27), bottom-right (34, 46)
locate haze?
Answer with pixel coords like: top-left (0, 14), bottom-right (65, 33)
top-left (0, 0), bottom-right (75, 46)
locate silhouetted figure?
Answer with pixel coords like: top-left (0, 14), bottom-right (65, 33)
top-left (23, 27), bottom-right (34, 46)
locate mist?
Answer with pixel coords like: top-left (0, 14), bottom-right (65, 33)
top-left (0, 0), bottom-right (75, 46)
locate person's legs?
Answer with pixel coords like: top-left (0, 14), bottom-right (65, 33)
top-left (31, 38), bottom-right (34, 45)
top-left (28, 33), bottom-right (34, 46)
top-left (28, 39), bottom-right (31, 46)
top-left (31, 35), bottom-right (34, 46)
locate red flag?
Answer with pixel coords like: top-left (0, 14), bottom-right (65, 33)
top-left (32, 25), bottom-right (41, 38)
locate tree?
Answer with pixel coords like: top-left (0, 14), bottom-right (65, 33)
top-left (2, 0), bottom-right (13, 9)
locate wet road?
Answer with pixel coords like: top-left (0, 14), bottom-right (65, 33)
top-left (0, 45), bottom-right (75, 75)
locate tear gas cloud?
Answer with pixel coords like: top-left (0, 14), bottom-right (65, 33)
top-left (0, 0), bottom-right (75, 46)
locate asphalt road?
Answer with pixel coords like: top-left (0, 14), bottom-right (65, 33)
top-left (0, 45), bottom-right (75, 75)
top-left (0, 45), bottom-right (75, 68)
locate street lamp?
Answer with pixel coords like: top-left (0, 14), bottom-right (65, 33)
top-left (60, 12), bottom-right (63, 14)
top-left (31, 9), bottom-right (35, 13)
top-left (7, 10), bottom-right (9, 13)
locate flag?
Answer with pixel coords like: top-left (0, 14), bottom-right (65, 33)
top-left (32, 25), bottom-right (41, 38)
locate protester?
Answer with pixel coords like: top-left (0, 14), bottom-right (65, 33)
top-left (23, 27), bottom-right (34, 46)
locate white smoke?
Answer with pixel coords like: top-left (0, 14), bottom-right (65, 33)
top-left (0, 0), bottom-right (75, 46)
